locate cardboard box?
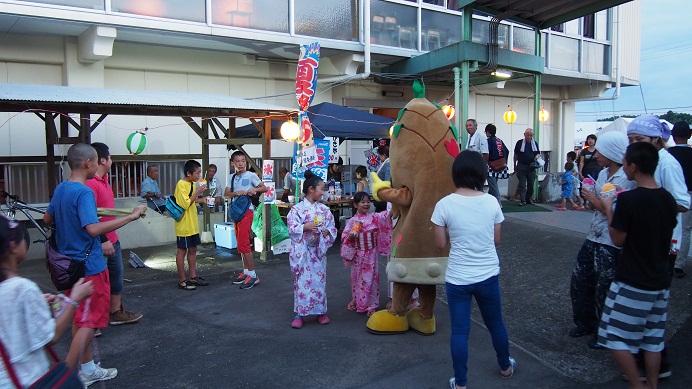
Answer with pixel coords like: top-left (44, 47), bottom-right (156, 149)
top-left (253, 237), bottom-right (291, 254)
top-left (214, 223), bottom-right (237, 250)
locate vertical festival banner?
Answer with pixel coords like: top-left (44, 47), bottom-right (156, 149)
top-left (294, 41), bottom-right (320, 195)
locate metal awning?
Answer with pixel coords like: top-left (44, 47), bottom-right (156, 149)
top-left (0, 83), bottom-right (297, 118)
top-left (460, 0), bottom-right (633, 29)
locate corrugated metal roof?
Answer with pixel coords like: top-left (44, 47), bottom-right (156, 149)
top-left (0, 83), bottom-right (297, 113)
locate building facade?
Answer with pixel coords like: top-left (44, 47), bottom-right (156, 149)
top-left (0, 0), bottom-right (641, 202)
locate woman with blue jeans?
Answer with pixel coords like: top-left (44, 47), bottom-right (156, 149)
top-left (432, 150), bottom-right (516, 389)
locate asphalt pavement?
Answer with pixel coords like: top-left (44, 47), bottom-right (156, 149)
top-left (18, 202), bottom-right (692, 388)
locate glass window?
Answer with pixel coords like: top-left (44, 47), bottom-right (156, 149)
top-left (370, 0), bottom-right (417, 48)
top-left (211, 0), bottom-right (288, 32)
top-left (471, 18), bottom-right (489, 44)
top-left (421, 9), bottom-right (461, 50)
top-left (595, 10), bottom-right (608, 41)
top-left (582, 13), bottom-right (595, 39)
top-left (549, 34), bottom-right (579, 71)
top-left (512, 26), bottom-right (535, 55)
top-left (583, 41), bottom-right (607, 74)
top-left (295, 0), bottom-right (358, 41)
top-left (111, 0), bottom-right (205, 23)
top-left (20, 0), bottom-right (104, 9)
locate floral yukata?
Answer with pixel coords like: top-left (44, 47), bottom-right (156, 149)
top-left (287, 199), bottom-right (337, 316)
top-left (340, 211), bottom-right (392, 313)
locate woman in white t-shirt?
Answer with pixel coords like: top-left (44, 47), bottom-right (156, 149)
top-left (0, 216), bottom-right (92, 388)
top-left (431, 150), bottom-right (516, 389)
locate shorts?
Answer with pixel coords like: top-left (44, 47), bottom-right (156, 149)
top-left (106, 240), bottom-right (123, 295)
top-left (596, 281), bottom-right (668, 353)
top-left (67, 270), bottom-right (110, 329)
top-left (234, 210), bottom-right (253, 254)
top-left (177, 234), bottom-right (201, 249)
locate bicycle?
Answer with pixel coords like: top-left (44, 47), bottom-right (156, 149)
top-left (1, 190), bottom-right (49, 243)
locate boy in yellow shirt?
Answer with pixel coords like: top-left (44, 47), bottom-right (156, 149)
top-left (175, 160), bottom-right (211, 290)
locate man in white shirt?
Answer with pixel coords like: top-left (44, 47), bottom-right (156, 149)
top-left (466, 119), bottom-right (489, 162)
top-left (279, 167), bottom-right (296, 202)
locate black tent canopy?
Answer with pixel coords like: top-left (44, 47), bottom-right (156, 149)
top-left (236, 102), bottom-right (395, 140)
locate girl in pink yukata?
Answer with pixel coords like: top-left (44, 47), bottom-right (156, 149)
top-left (286, 171), bottom-right (338, 329)
top-left (340, 192), bottom-right (392, 316)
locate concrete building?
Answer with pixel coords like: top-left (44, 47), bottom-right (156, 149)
top-left (0, 0), bottom-right (640, 206)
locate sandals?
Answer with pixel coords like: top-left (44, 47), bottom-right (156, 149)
top-left (573, 206), bottom-right (585, 210)
top-left (347, 301), bottom-right (356, 311)
top-left (555, 206), bottom-right (567, 211)
top-left (177, 280), bottom-right (197, 290)
top-left (501, 357), bottom-right (516, 378)
top-left (188, 276), bottom-right (209, 286)
top-left (367, 309), bottom-right (377, 317)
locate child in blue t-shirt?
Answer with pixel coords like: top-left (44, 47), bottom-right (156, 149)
top-left (567, 151), bottom-right (585, 210)
top-left (557, 161), bottom-right (578, 211)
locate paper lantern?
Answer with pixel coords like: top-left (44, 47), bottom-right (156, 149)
top-left (126, 130), bottom-right (148, 155)
top-left (442, 104), bottom-right (456, 120)
top-left (538, 108), bottom-right (550, 122)
top-left (280, 120), bottom-right (299, 141)
top-left (389, 125), bottom-right (394, 137)
top-left (503, 107), bottom-right (517, 124)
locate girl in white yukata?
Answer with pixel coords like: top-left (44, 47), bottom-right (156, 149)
top-left (340, 192), bottom-right (392, 316)
top-left (287, 171), bottom-right (337, 329)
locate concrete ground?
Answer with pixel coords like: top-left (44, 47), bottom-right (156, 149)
top-left (17, 182), bottom-right (692, 388)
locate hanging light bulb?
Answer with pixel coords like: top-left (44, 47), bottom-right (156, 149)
top-left (280, 119), bottom-right (299, 141)
top-left (538, 107), bottom-right (550, 122)
top-left (442, 104), bottom-right (456, 120)
top-left (503, 106), bottom-right (517, 124)
top-left (389, 125), bottom-right (394, 137)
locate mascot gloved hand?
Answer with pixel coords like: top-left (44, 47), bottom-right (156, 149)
top-left (366, 80), bottom-right (459, 335)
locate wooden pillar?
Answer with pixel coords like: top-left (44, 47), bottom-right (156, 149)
top-left (80, 113), bottom-right (91, 143)
top-left (45, 114), bottom-right (57, 197)
top-left (202, 117), bottom-right (211, 233)
top-left (260, 118), bottom-right (272, 261)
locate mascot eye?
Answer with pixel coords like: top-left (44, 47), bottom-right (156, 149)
top-left (449, 125), bottom-right (459, 141)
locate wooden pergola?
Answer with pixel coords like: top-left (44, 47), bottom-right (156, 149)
top-left (0, 83), bottom-right (298, 260)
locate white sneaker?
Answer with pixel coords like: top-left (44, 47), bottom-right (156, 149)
top-left (81, 364), bottom-right (118, 387)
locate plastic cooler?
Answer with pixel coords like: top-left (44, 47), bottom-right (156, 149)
top-left (214, 222), bottom-right (237, 249)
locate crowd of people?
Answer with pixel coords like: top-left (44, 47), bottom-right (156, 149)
top-left (0, 114), bottom-right (690, 388)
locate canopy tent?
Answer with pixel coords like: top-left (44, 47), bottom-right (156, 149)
top-left (235, 102), bottom-right (395, 140)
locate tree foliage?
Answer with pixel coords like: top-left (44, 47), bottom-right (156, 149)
top-left (596, 111), bottom-right (692, 123)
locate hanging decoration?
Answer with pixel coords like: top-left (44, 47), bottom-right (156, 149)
top-left (503, 107), bottom-right (517, 124)
top-left (538, 107), bottom-right (550, 122)
top-left (292, 41), bottom-right (321, 193)
top-left (126, 128), bottom-right (148, 155)
top-left (280, 119), bottom-right (299, 141)
top-left (442, 104), bottom-right (456, 120)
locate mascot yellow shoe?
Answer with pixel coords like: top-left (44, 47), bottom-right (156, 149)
top-left (406, 307), bottom-right (436, 335)
top-left (366, 310), bottom-right (409, 334)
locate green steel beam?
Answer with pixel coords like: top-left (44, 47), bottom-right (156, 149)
top-left (381, 42), bottom-right (544, 77)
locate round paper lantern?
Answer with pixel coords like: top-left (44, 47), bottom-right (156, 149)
top-left (503, 107), bottom-right (517, 124)
top-left (442, 104), bottom-right (456, 120)
top-left (389, 125), bottom-right (394, 137)
top-left (538, 108), bottom-right (550, 122)
top-left (280, 120), bottom-right (299, 141)
top-left (126, 130), bottom-right (148, 155)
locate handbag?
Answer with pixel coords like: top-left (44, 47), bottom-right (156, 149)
top-left (0, 339), bottom-right (83, 389)
top-left (227, 173), bottom-right (257, 223)
top-left (165, 182), bottom-right (193, 222)
top-left (45, 232), bottom-right (93, 291)
top-left (489, 158), bottom-right (507, 172)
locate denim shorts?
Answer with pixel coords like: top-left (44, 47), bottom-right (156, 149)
top-left (107, 240), bottom-right (124, 295)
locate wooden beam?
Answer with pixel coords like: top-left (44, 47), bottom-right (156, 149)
top-left (212, 118), bottom-right (228, 137)
top-left (260, 118), bottom-right (273, 260)
top-left (208, 119), bottom-right (221, 140)
top-left (111, 154), bottom-right (203, 162)
top-left (203, 138), bottom-right (263, 145)
top-left (181, 116), bottom-right (204, 138)
top-left (90, 114), bottom-right (108, 132)
top-left (0, 156), bottom-right (49, 163)
top-left (201, 118), bottom-right (211, 234)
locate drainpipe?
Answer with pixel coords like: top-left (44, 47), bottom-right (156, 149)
top-left (454, 61), bottom-right (479, 149)
top-left (557, 5), bottom-right (622, 164)
top-left (319, 0), bottom-right (371, 84)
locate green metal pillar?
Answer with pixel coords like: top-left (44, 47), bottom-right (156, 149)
top-left (454, 67), bottom-right (461, 147)
top-left (533, 29), bottom-right (543, 201)
top-left (460, 5), bottom-right (473, 150)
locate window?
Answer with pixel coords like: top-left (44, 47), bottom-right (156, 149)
top-left (582, 13), bottom-right (595, 39)
top-left (550, 24), bottom-right (564, 33)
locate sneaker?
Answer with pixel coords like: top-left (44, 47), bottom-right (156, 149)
top-left (81, 364), bottom-right (117, 387)
top-left (568, 327), bottom-right (592, 338)
top-left (291, 316), bottom-right (303, 329)
top-left (674, 268), bottom-right (687, 278)
top-left (231, 273), bottom-right (249, 285)
top-left (501, 357), bottom-right (516, 378)
top-left (109, 309), bottom-right (143, 326)
top-left (239, 276), bottom-right (259, 290)
top-left (188, 276), bottom-right (209, 286)
top-left (449, 377), bottom-right (457, 389)
top-left (93, 329), bottom-right (102, 338)
top-left (518, 202), bottom-right (526, 206)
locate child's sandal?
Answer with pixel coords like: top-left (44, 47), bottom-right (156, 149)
top-left (347, 301), bottom-right (356, 311)
top-left (177, 280), bottom-right (197, 290)
top-left (367, 309), bottom-right (377, 317)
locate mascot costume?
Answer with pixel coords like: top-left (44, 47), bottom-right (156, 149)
top-left (367, 79), bottom-right (459, 335)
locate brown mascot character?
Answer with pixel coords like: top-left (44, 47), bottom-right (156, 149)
top-left (366, 79), bottom-right (459, 335)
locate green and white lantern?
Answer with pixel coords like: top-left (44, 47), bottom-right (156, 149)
top-left (126, 129), bottom-right (148, 155)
